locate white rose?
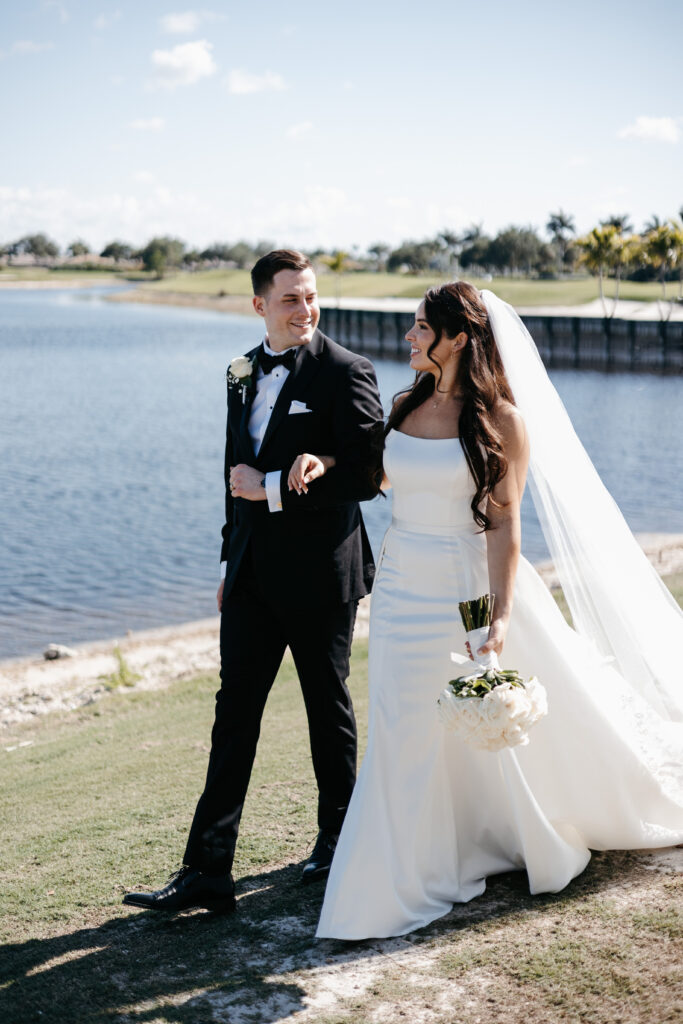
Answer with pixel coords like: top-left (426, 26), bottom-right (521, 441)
top-left (490, 683), bottom-right (529, 723)
top-left (524, 677), bottom-right (548, 724)
top-left (474, 734), bottom-right (509, 752)
top-left (501, 723), bottom-right (530, 748)
top-left (456, 698), bottom-right (489, 738)
top-left (229, 355), bottom-right (253, 379)
top-left (479, 689), bottom-right (510, 728)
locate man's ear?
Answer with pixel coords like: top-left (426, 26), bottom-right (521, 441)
top-left (253, 294), bottom-right (266, 318)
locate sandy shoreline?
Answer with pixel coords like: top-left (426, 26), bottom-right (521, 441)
top-left (106, 287), bottom-right (683, 321)
top-left (0, 276), bottom-right (121, 289)
top-left (0, 598), bottom-right (370, 731)
top-left (2, 533), bottom-right (681, 733)
top-left (7, 277), bottom-right (680, 321)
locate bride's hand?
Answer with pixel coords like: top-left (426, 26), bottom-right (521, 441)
top-left (477, 618), bottom-right (507, 658)
top-left (287, 453), bottom-right (336, 494)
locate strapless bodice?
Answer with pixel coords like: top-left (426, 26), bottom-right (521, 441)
top-left (384, 428), bottom-right (479, 533)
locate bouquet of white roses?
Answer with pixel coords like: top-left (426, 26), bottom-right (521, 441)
top-left (437, 594), bottom-right (547, 752)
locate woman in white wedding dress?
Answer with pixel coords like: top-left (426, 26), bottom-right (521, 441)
top-left (299, 282), bottom-right (683, 941)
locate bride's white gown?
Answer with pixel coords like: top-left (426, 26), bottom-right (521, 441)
top-left (316, 429), bottom-right (683, 940)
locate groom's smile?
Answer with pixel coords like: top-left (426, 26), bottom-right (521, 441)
top-left (253, 266), bottom-right (320, 351)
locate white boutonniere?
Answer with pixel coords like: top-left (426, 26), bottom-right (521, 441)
top-left (227, 355), bottom-right (255, 401)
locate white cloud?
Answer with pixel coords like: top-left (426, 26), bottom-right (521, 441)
top-left (226, 69), bottom-right (286, 95)
top-left (43, 1), bottom-right (69, 22)
top-left (94, 11), bottom-right (122, 30)
top-left (286, 121), bottom-right (313, 139)
top-left (132, 171), bottom-right (156, 184)
top-left (12, 40), bottom-right (55, 54)
top-left (150, 39), bottom-right (216, 88)
top-left (161, 11), bottom-right (200, 33)
top-left (160, 10), bottom-right (227, 34)
top-left (618, 116), bottom-right (680, 144)
top-left (0, 184), bottom-right (210, 250)
top-left (386, 196), bottom-right (412, 210)
top-left (130, 117), bottom-right (165, 131)
top-left (250, 185), bottom-right (353, 245)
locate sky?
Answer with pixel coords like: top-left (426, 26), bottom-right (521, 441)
top-left (1, 0), bottom-right (682, 253)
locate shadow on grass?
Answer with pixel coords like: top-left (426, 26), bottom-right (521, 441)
top-left (0, 850), bottom-right (653, 1024)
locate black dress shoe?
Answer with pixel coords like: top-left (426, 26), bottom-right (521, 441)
top-left (122, 866), bottom-right (236, 914)
top-left (302, 830), bottom-right (339, 884)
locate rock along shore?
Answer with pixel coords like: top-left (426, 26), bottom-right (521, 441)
top-left (1, 534), bottom-right (682, 732)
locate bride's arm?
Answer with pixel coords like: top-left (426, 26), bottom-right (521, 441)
top-left (479, 405), bottom-right (529, 658)
top-left (287, 453), bottom-right (336, 494)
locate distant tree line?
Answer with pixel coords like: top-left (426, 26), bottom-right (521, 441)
top-left (2, 209), bottom-right (683, 310)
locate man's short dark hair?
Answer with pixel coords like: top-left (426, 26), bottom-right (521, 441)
top-left (251, 249), bottom-right (313, 296)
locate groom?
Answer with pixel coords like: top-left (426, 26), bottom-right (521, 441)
top-left (123, 249), bottom-right (384, 914)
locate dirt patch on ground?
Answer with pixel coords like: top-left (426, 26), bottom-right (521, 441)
top-left (109, 847), bottom-right (682, 1024)
top-left (0, 599), bottom-right (371, 729)
top-left (106, 288), bottom-right (257, 316)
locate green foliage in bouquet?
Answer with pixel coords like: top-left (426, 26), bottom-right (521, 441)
top-left (448, 668), bottom-right (526, 700)
top-left (458, 593), bottom-right (495, 632)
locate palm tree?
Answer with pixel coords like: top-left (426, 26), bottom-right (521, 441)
top-left (575, 225), bottom-right (621, 317)
top-left (437, 230), bottom-right (461, 275)
top-left (601, 214), bottom-right (633, 235)
top-left (612, 234), bottom-right (643, 307)
top-left (643, 214), bottom-right (663, 234)
top-left (642, 222), bottom-right (683, 319)
top-left (321, 250), bottom-right (351, 306)
top-left (367, 243), bottom-right (389, 272)
top-left (546, 210), bottom-right (576, 273)
top-left (461, 222), bottom-right (484, 245)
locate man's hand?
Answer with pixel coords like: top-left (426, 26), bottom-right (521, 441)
top-left (217, 579), bottom-right (224, 613)
top-left (229, 464), bottom-right (267, 501)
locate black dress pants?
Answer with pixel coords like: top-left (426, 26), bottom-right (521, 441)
top-left (183, 545), bottom-right (358, 875)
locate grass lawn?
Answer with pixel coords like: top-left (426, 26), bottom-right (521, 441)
top-left (144, 270), bottom-right (678, 307)
top-left (2, 577), bottom-right (682, 1024)
top-left (0, 267), bottom-right (151, 285)
top-left (3, 265), bottom-right (679, 308)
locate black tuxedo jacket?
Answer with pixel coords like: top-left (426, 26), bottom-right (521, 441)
top-left (220, 329), bottom-right (385, 604)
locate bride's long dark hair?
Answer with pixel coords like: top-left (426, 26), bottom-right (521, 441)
top-left (385, 281), bottom-right (515, 531)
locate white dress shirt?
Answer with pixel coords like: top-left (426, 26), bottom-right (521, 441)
top-left (220, 337), bottom-right (295, 579)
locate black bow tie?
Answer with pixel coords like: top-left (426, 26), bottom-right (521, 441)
top-left (259, 348), bottom-right (297, 375)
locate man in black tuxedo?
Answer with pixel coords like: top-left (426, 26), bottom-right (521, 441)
top-left (123, 249), bottom-right (384, 914)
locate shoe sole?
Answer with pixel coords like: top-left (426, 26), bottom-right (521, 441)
top-left (301, 869), bottom-right (330, 885)
top-left (122, 896), bottom-right (236, 914)
top-left (203, 897), bottom-right (237, 915)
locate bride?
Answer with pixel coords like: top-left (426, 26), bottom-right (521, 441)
top-left (289, 282), bottom-right (683, 940)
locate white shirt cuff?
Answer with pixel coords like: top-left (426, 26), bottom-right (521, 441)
top-left (220, 561), bottom-right (227, 579)
top-left (265, 471), bottom-right (283, 512)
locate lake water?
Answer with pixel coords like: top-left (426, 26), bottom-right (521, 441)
top-left (1, 287), bottom-right (682, 660)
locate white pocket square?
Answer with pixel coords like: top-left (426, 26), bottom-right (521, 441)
top-left (288, 400), bottom-right (312, 415)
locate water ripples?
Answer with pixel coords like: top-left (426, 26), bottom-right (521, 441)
top-left (1, 287), bottom-right (682, 659)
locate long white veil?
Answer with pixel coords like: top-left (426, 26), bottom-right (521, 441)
top-left (481, 290), bottom-right (683, 722)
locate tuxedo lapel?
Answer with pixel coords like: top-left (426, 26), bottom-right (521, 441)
top-left (257, 331), bottom-right (323, 458)
top-left (228, 344), bottom-right (260, 462)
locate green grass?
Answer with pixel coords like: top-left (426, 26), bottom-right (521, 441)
top-left (663, 571), bottom-right (683, 608)
top-left (1, 585), bottom-right (681, 1023)
top-left (144, 270), bottom-right (680, 306)
top-left (0, 267), bottom-right (119, 282)
top-left (4, 264), bottom-right (680, 307)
